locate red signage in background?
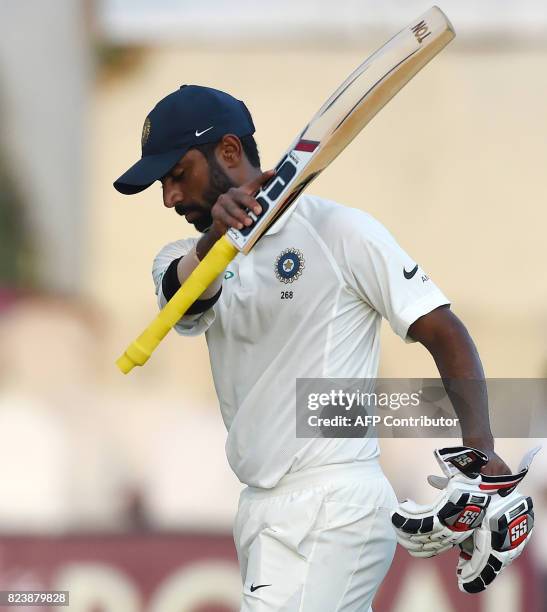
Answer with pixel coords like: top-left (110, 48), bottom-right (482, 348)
top-left (376, 547), bottom-right (542, 612)
top-left (0, 534), bottom-right (240, 612)
top-left (0, 535), bottom-right (542, 611)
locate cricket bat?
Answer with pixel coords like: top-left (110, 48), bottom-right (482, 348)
top-left (117, 6), bottom-right (455, 374)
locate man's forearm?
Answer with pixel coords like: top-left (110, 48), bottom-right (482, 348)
top-left (409, 307), bottom-right (494, 450)
top-left (409, 306), bottom-right (510, 474)
top-left (159, 228), bottom-right (226, 308)
top-left (430, 329), bottom-right (494, 451)
top-left (173, 228), bottom-right (225, 298)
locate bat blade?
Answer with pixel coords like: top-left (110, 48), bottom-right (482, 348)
top-left (227, 6), bottom-right (454, 253)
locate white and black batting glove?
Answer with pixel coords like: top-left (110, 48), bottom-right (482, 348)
top-left (456, 446), bottom-right (540, 594)
top-left (391, 447), bottom-right (493, 558)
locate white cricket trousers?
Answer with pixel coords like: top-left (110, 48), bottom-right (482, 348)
top-left (234, 461), bottom-right (398, 611)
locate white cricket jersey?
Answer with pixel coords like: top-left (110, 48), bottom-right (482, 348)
top-left (152, 195), bottom-right (450, 488)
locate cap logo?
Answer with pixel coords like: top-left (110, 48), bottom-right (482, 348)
top-left (141, 116), bottom-right (151, 147)
top-left (195, 126), bottom-right (214, 137)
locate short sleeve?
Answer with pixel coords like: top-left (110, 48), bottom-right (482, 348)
top-left (152, 238), bottom-right (217, 336)
top-left (336, 209), bottom-right (450, 342)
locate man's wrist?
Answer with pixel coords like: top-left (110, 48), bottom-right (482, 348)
top-left (196, 227), bottom-right (223, 260)
top-left (462, 437), bottom-right (494, 453)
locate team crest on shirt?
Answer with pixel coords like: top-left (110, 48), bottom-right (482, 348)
top-left (275, 248), bottom-right (305, 284)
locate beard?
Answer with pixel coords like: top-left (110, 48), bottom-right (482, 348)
top-left (175, 153), bottom-right (235, 233)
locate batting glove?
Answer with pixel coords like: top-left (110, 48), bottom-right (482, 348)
top-left (391, 446), bottom-right (492, 558)
top-left (456, 446), bottom-right (539, 593)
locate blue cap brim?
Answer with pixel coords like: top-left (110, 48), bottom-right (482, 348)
top-left (113, 148), bottom-right (188, 195)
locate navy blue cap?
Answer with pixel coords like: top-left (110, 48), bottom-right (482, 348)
top-left (114, 85), bottom-right (255, 195)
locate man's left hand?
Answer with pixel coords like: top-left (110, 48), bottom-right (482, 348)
top-left (479, 449), bottom-right (512, 477)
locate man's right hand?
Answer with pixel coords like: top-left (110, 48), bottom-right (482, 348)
top-left (211, 170), bottom-right (274, 236)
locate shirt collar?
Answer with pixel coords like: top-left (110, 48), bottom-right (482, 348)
top-left (264, 196), bottom-right (301, 236)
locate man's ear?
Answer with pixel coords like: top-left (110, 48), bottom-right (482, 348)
top-left (217, 134), bottom-right (243, 168)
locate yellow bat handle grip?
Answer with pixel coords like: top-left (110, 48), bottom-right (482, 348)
top-left (116, 235), bottom-right (238, 374)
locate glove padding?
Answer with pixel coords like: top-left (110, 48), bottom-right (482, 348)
top-left (456, 446), bottom-right (540, 593)
top-left (391, 447), bottom-right (492, 558)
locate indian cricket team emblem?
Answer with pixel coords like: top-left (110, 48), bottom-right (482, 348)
top-left (141, 116), bottom-right (151, 147)
top-left (275, 248), bottom-right (305, 284)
